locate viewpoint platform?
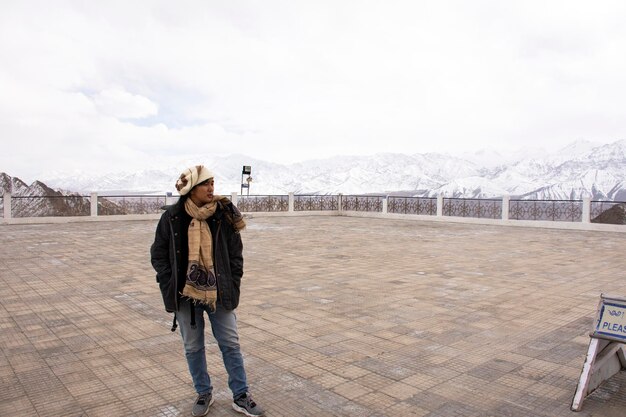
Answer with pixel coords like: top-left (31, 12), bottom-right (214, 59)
top-left (1, 216), bottom-right (626, 416)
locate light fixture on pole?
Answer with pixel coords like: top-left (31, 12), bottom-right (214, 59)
top-left (241, 165), bottom-right (252, 195)
top-left (245, 175), bottom-right (253, 196)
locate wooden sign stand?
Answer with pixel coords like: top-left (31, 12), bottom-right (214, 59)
top-left (571, 294), bottom-right (626, 411)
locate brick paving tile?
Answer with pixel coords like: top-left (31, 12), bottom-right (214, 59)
top-left (1, 216), bottom-right (626, 416)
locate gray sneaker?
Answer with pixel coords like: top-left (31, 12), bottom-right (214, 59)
top-left (192, 392), bottom-right (213, 417)
top-left (232, 392), bottom-right (264, 416)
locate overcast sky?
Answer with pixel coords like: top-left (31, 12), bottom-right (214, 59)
top-left (1, 0), bottom-right (625, 182)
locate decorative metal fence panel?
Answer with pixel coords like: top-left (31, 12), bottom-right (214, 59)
top-left (443, 198), bottom-right (502, 219)
top-left (11, 196), bottom-right (91, 217)
top-left (5, 191), bottom-right (625, 227)
top-left (98, 195), bottom-right (168, 215)
top-left (591, 201), bottom-right (626, 224)
top-left (238, 195), bottom-right (289, 212)
top-left (342, 195), bottom-right (384, 212)
top-left (294, 195), bottom-right (339, 211)
top-left (509, 199), bottom-right (582, 222)
top-left (388, 196), bottom-right (437, 215)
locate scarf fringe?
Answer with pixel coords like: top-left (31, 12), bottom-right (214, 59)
top-left (181, 285), bottom-right (218, 312)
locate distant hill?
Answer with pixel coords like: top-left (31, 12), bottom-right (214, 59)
top-left (1, 173), bottom-right (91, 217)
top-left (3, 139), bottom-right (626, 202)
top-left (1, 173), bottom-right (136, 217)
top-left (33, 139), bottom-right (626, 201)
top-left (592, 203), bottom-right (626, 224)
top-left (2, 170), bottom-right (626, 224)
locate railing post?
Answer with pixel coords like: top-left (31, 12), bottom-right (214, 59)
top-left (338, 193), bottom-right (343, 214)
top-left (90, 192), bottom-right (98, 217)
top-left (3, 192), bottom-right (11, 219)
top-left (382, 196), bottom-right (388, 214)
top-left (165, 192), bottom-right (174, 206)
top-left (231, 192), bottom-right (238, 206)
top-left (437, 194), bottom-right (443, 217)
top-left (502, 195), bottom-right (510, 221)
top-left (582, 196), bottom-right (591, 223)
top-left (288, 192), bottom-right (294, 212)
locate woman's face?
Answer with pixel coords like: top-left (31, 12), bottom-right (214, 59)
top-left (190, 178), bottom-right (215, 206)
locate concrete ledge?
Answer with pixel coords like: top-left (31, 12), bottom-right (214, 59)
top-left (2, 209), bottom-right (625, 233)
top-left (1, 213), bottom-right (161, 225)
top-left (382, 212), bottom-right (626, 233)
top-left (244, 210), bottom-right (338, 218)
top-left (334, 211), bottom-right (626, 233)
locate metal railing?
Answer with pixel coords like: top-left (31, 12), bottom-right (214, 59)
top-left (97, 195), bottom-right (169, 215)
top-left (443, 198), bottom-right (502, 219)
top-left (509, 199), bottom-right (583, 222)
top-left (591, 201), bottom-right (626, 224)
top-left (294, 195), bottom-right (339, 211)
top-left (388, 196), bottom-right (437, 215)
top-left (10, 195), bottom-right (91, 217)
top-left (238, 195), bottom-right (289, 212)
top-left (1, 192), bottom-right (624, 228)
top-left (342, 195), bottom-right (384, 212)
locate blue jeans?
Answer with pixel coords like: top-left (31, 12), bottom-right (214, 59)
top-left (176, 301), bottom-right (249, 397)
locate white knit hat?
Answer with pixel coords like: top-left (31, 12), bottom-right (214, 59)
top-left (175, 165), bottom-right (214, 196)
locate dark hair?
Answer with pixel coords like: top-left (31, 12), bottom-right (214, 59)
top-left (177, 193), bottom-right (189, 205)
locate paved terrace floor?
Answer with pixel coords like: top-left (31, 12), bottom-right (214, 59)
top-left (1, 215), bottom-right (626, 417)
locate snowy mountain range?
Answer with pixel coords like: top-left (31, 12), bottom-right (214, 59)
top-left (0, 173), bottom-right (91, 217)
top-left (6, 139), bottom-right (626, 201)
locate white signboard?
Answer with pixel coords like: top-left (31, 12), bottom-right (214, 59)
top-left (592, 296), bottom-right (626, 342)
top-left (571, 294), bottom-right (626, 411)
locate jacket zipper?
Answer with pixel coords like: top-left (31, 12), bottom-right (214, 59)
top-left (214, 219), bottom-right (222, 303)
top-left (168, 215), bottom-right (179, 311)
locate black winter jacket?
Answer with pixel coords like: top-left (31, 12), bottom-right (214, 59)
top-left (150, 197), bottom-right (244, 312)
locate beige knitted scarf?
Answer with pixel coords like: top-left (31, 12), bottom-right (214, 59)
top-left (181, 197), bottom-right (222, 311)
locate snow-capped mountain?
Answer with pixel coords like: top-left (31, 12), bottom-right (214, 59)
top-left (0, 173), bottom-right (91, 217)
top-left (7, 139), bottom-right (626, 201)
top-left (0, 173), bottom-right (152, 217)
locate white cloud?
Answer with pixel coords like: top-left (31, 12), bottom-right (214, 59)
top-left (1, 0), bottom-right (625, 183)
top-left (92, 88), bottom-right (158, 120)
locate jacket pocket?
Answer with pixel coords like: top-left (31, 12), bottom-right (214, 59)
top-left (157, 272), bottom-right (177, 312)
